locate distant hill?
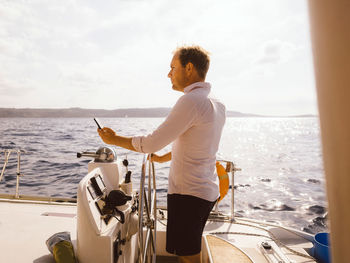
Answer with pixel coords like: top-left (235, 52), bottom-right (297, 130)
top-left (0, 107), bottom-right (315, 118)
top-left (0, 107), bottom-right (171, 118)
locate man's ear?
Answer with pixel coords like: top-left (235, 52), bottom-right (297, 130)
top-left (185, 62), bottom-right (194, 76)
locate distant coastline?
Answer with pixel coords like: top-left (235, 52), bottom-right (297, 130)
top-left (0, 107), bottom-right (316, 118)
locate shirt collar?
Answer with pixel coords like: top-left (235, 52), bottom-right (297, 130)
top-left (184, 82), bottom-right (211, 94)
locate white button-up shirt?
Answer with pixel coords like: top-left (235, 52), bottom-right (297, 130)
top-left (132, 82), bottom-right (226, 201)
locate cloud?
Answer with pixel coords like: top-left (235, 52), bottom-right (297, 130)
top-left (0, 0), bottom-right (316, 115)
top-left (58, 63), bottom-right (114, 93)
top-left (0, 37), bottom-right (24, 56)
top-left (0, 74), bottom-right (35, 97)
top-left (255, 39), bottom-right (297, 65)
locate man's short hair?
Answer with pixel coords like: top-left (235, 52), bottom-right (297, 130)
top-left (175, 46), bottom-right (210, 79)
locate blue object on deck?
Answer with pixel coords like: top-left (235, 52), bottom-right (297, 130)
top-left (314, 232), bottom-right (331, 263)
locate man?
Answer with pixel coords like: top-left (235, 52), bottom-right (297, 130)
top-left (98, 45), bottom-right (226, 263)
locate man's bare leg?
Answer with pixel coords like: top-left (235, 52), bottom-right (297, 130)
top-left (178, 253), bottom-right (201, 263)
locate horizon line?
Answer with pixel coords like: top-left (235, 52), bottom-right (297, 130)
top-left (0, 107), bottom-right (318, 118)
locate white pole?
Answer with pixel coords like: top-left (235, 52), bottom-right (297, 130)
top-left (231, 166), bottom-right (235, 220)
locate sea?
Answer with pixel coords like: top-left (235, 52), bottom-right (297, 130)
top-left (0, 117), bottom-right (327, 234)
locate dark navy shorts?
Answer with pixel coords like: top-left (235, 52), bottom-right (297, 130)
top-left (166, 194), bottom-right (216, 256)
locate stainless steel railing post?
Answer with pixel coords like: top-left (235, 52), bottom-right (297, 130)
top-left (1, 149), bottom-right (25, 198)
top-left (229, 162), bottom-right (241, 220)
top-left (15, 150), bottom-right (24, 198)
top-left (0, 150), bottom-right (11, 182)
top-left (216, 160), bottom-right (241, 221)
top-left (230, 164), bottom-right (235, 219)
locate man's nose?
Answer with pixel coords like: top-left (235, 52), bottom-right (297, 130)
top-left (168, 70), bottom-right (172, 78)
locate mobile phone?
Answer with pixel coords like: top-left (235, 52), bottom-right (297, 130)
top-left (94, 118), bottom-right (102, 130)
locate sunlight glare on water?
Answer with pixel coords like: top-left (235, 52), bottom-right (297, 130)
top-left (0, 117), bottom-right (326, 233)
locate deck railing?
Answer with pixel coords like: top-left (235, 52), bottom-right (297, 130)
top-left (1, 149), bottom-right (241, 221)
top-left (215, 160), bottom-right (242, 220)
top-left (0, 149), bottom-right (77, 204)
top-left (0, 149), bottom-right (25, 198)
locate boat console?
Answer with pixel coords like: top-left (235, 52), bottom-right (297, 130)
top-left (76, 147), bottom-right (138, 263)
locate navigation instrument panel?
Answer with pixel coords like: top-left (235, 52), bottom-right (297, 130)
top-left (87, 174), bottom-right (106, 200)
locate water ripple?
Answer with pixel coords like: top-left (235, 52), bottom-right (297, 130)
top-left (0, 117), bottom-right (327, 234)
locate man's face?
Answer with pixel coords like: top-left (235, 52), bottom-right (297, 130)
top-left (168, 53), bottom-right (188, 92)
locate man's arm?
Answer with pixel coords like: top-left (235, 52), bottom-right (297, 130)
top-left (150, 152), bottom-right (172, 163)
top-left (130, 95), bottom-right (197, 153)
top-left (98, 95), bottom-right (196, 154)
top-left (98, 127), bottom-right (171, 163)
top-left (98, 127), bottom-right (136, 152)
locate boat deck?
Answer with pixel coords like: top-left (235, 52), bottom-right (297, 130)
top-left (0, 198), bottom-right (316, 263)
top-left (206, 235), bottom-right (253, 262)
top-left (202, 216), bottom-right (315, 262)
top-left (0, 198), bottom-right (77, 263)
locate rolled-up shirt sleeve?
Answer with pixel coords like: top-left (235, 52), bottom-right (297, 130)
top-left (131, 95), bottom-right (198, 153)
top-left (131, 136), bottom-right (144, 152)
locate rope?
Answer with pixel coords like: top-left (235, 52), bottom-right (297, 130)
top-left (210, 231), bottom-right (271, 240)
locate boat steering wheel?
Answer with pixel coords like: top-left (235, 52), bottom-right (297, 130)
top-left (138, 154), bottom-right (157, 263)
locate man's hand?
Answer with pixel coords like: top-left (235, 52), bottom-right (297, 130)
top-left (148, 152), bottom-right (172, 163)
top-left (98, 127), bottom-right (117, 145)
top-left (97, 127), bottom-right (136, 151)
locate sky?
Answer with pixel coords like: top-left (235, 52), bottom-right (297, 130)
top-left (0, 0), bottom-right (317, 116)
